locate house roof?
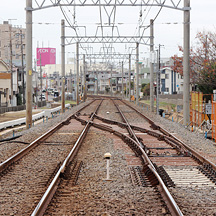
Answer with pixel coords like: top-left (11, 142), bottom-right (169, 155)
top-left (0, 59), bottom-right (10, 72)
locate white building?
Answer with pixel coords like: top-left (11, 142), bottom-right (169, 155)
top-left (160, 67), bottom-right (183, 94)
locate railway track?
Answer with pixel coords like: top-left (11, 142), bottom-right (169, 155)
top-left (0, 100), bottom-right (99, 215)
top-left (0, 97), bottom-right (215, 215)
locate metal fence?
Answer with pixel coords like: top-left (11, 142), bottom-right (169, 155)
top-left (0, 105), bottom-right (26, 114)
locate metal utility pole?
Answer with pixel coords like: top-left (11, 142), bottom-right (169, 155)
top-left (150, 19), bottom-right (154, 112)
top-left (122, 61), bottom-right (124, 99)
top-left (34, 59), bottom-right (38, 106)
top-left (40, 54), bottom-right (42, 102)
top-left (96, 71), bottom-right (98, 95)
top-left (156, 44), bottom-right (163, 115)
top-left (76, 42), bottom-right (79, 105)
top-left (129, 54), bottom-right (131, 101)
top-left (183, 0), bottom-right (190, 125)
top-left (156, 49), bottom-right (159, 115)
top-left (61, 19), bottom-right (65, 113)
top-left (136, 42), bottom-right (139, 105)
top-left (9, 25), bottom-right (13, 106)
top-left (110, 66), bottom-right (113, 96)
top-left (83, 54), bottom-right (86, 102)
top-left (26, 0), bottom-right (33, 128)
top-left (20, 29), bottom-right (25, 105)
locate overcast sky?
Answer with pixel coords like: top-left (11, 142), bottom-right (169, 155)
top-left (0, 1), bottom-right (215, 65)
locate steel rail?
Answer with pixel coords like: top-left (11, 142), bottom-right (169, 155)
top-left (112, 99), bottom-right (143, 147)
top-left (121, 99), bottom-right (216, 171)
top-left (94, 114), bottom-right (188, 154)
top-left (74, 116), bottom-right (183, 216)
top-left (110, 100), bottom-right (183, 216)
top-left (0, 100), bottom-right (95, 174)
top-left (31, 100), bottom-right (103, 216)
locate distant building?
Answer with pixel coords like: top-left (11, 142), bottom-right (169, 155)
top-left (160, 67), bottom-right (183, 94)
top-left (0, 21), bottom-right (26, 67)
top-left (0, 72), bottom-right (11, 107)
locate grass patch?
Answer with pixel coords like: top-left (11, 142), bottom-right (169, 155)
top-left (65, 100), bottom-right (76, 105)
top-left (140, 100), bottom-right (176, 111)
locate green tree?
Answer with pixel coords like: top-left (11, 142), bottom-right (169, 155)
top-left (171, 30), bottom-right (216, 94)
top-left (142, 83), bottom-right (150, 96)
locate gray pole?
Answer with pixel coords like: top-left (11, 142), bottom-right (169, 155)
top-left (9, 25), bottom-right (13, 106)
top-left (40, 54), bottom-right (42, 102)
top-left (183, 0), bottom-right (190, 125)
top-left (129, 54), bottom-right (131, 101)
top-left (96, 71), bottom-right (98, 95)
top-left (150, 19), bottom-right (154, 112)
top-left (20, 29), bottom-right (25, 105)
top-left (34, 59), bottom-right (38, 107)
top-left (156, 49), bottom-right (159, 115)
top-left (126, 77), bottom-right (128, 98)
top-left (76, 42), bottom-right (79, 105)
top-left (136, 42), bottom-right (139, 105)
top-left (26, 0), bottom-right (32, 128)
top-left (110, 66), bottom-right (113, 96)
top-left (122, 61), bottom-right (124, 99)
top-left (83, 54), bottom-right (86, 102)
top-left (61, 19), bottom-right (65, 113)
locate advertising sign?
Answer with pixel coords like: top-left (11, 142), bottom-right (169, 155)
top-left (36, 48), bottom-right (56, 66)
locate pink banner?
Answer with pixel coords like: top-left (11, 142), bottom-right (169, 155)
top-left (36, 48), bottom-right (56, 66)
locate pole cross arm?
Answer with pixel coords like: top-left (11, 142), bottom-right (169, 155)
top-left (31, 0), bottom-right (188, 11)
top-left (65, 36), bottom-right (150, 44)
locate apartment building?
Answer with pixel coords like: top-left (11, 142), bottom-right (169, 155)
top-left (0, 21), bottom-right (26, 66)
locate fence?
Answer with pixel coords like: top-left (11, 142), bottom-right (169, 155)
top-left (190, 92), bottom-right (212, 129)
top-left (0, 105), bottom-right (26, 114)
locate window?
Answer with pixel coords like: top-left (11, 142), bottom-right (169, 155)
top-left (16, 44), bottom-right (19, 49)
top-left (165, 88), bottom-right (169, 92)
top-left (165, 74), bottom-right (169, 79)
top-left (15, 33), bottom-right (19, 38)
top-left (16, 54), bottom-right (19, 59)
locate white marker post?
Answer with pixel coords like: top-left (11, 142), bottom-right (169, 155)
top-left (104, 152), bottom-right (112, 181)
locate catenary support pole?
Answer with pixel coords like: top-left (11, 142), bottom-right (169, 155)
top-left (76, 42), bottom-right (79, 105)
top-left (61, 19), bottom-right (65, 113)
top-left (96, 71), bottom-right (98, 95)
top-left (26, 0), bottom-right (32, 128)
top-left (110, 66), bottom-right (113, 96)
top-left (83, 54), bottom-right (86, 102)
top-left (129, 54), bottom-right (131, 101)
top-left (156, 49), bottom-right (159, 115)
top-left (150, 19), bottom-right (154, 112)
top-left (183, 0), bottom-right (190, 125)
top-left (122, 61), bottom-right (124, 99)
top-left (136, 42), bottom-right (139, 105)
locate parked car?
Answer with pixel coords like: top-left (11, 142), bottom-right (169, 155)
top-left (54, 91), bottom-right (59, 97)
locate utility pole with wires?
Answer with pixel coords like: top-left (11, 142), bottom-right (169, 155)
top-left (150, 19), bottom-right (154, 112)
top-left (20, 29), bottom-right (25, 105)
top-left (9, 24), bottom-right (14, 106)
top-left (156, 44), bottom-right (164, 115)
top-left (122, 61), bottom-right (124, 99)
